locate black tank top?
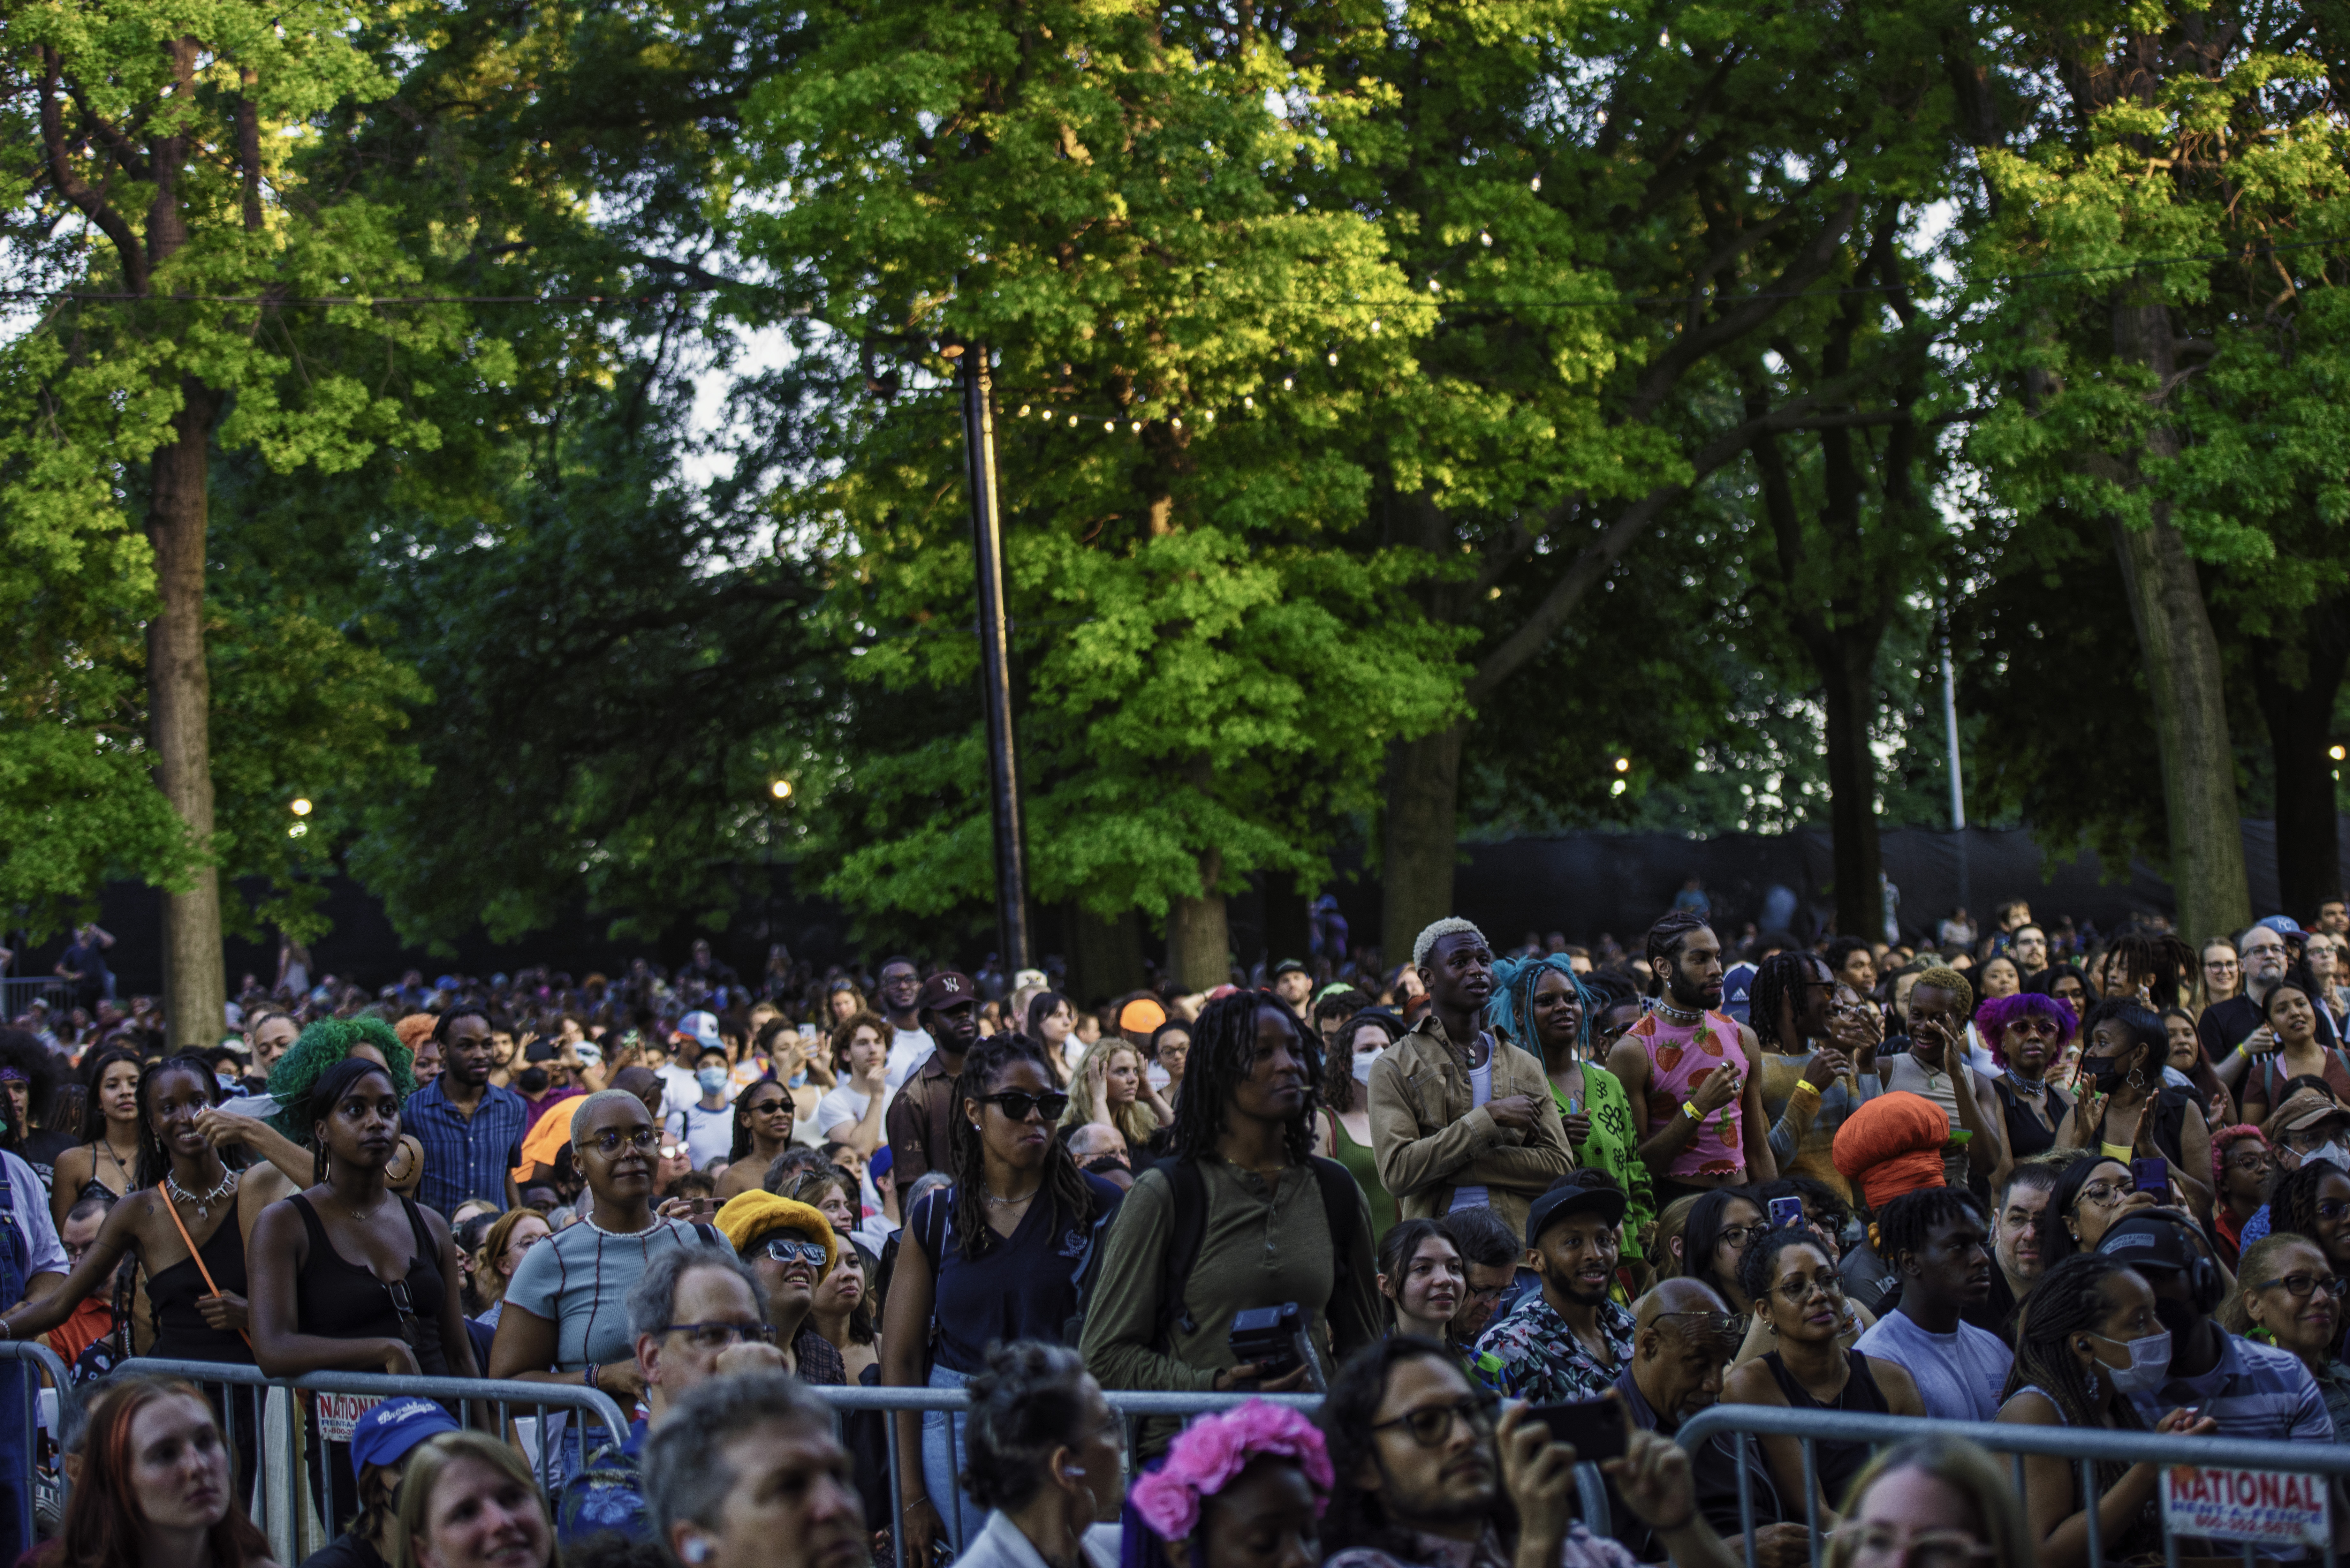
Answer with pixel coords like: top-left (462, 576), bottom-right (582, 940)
top-left (288, 1194), bottom-right (450, 1376)
top-left (1761, 1348), bottom-right (1888, 1507)
top-left (1991, 1076), bottom-right (2073, 1162)
top-left (79, 1140), bottom-right (127, 1204)
top-left (148, 1207), bottom-right (255, 1363)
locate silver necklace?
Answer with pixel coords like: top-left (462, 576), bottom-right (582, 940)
top-left (166, 1168), bottom-right (237, 1220)
top-left (983, 1188), bottom-right (1040, 1207)
top-left (1652, 998), bottom-right (1703, 1026)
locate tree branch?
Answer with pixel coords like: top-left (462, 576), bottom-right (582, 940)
top-left (40, 50), bottom-right (147, 293)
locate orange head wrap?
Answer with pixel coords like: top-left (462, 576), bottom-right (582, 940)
top-left (1831, 1090), bottom-right (1948, 1211)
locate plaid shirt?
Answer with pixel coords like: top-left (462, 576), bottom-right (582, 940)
top-left (404, 1077), bottom-right (528, 1215)
top-left (1473, 1289), bottom-right (1636, 1405)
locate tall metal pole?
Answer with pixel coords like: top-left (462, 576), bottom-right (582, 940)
top-left (1941, 618), bottom-right (1970, 919)
top-left (962, 344), bottom-right (1032, 970)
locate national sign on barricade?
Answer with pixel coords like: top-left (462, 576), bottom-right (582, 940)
top-left (2163, 1463), bottom-right (2332, 1549)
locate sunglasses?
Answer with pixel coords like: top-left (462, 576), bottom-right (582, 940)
top-left (1370, 1393), bottom-right (1497, 1449)
top-left (2006, 1018), bottom-right (2061, 1039)
top-left (762, 1236), bottom-right (829, 1267)
top-left (976, 1089), bottom-right (1070, 1123)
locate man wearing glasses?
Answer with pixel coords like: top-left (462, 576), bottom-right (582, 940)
top-left (559, 1244), bottom-right (785, 1544)
top-left (1612, 1278), bottom-right (1793, 1566)
top-left (2205, 919), bottom-right (2341, 1066)
top-left (1318, 1338), bottom-right (1742, 1568)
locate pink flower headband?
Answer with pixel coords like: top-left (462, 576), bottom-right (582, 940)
top-left (1129, 1400), bottom-right (1333, 1541)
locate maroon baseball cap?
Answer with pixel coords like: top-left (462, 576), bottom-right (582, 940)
top-left (916, 972), bottom-right (977, 1011)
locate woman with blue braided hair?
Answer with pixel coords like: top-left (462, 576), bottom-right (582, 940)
top-left (197, 1015), bottom-right (426, 1201)
top-left (1487, 953), bottom-right (1655, 1256)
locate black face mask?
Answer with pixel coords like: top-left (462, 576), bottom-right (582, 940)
top-left (2081, 1053), bottom-right (2131, 1091)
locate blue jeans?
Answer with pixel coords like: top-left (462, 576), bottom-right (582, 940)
top-left (921, 1364), bottom-right (985, 1552)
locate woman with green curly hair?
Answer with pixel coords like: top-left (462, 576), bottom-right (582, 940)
top-left (202, 1015), bottom-right (426, 1200)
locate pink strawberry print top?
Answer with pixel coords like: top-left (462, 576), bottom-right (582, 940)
top-left (1630, 1009), bottom-right (1746, 1178)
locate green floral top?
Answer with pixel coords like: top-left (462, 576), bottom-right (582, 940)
top-left (1550, 1063), bottom-right (1657, 1262)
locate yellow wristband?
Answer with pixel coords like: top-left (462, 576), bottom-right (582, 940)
top-left (1792, 1079), bottom-right (1822, 1099)
top-left (1680, 1101), bottom-right (1703, 1122)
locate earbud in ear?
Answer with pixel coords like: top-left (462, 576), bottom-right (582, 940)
top-left (684, 1540), bottom-right (712, 1564)
top-left (1065, 1466), bottom-right (1087, 1478)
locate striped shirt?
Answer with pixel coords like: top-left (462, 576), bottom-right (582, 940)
top-left (2131, 1331), bottom-right (2332, 1442)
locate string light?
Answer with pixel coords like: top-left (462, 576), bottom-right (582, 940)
top-left (289, 822), bottom-right (308, 838)
top-left (1370, 319), bottom-right (1381, 333)
top-left (1480, 231), bottom-right (1493, 247)
top-left (1243, 396), bottom-right (1255, 408)
top-left (1327, 352), bottom-right (1338, 366)
top-left (1104, 419), bottom-right (1115, 431)
top-left (1017, 403), bottom-right (1031, 416)
top-left (1282, 376), bottom-right (1294, 390)
top-left (289, 798), bottom-right (313, 816)
top-left (1068, 415), bottom-right (1078, 426)
top-left (770, 779), bottom-right (793, 800)
top-left (1171, 416), bottom-right (1183, 428)
top-left (1531, 176), bottom-right (1542, 192)
top-left (1130, 420), bottom-right (1141, 433)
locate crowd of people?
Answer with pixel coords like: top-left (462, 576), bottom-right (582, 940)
top-left (5, 894), bottom-right (2350, 1568)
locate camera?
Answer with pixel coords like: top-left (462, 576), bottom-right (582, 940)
top-left (1226, 1303), bottom-right (1328, 1393)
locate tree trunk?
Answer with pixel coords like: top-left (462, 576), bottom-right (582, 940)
top-left (1169, 850), bottom-right (1231, 991)
top-left (149, 379), bottom-right (225, 1049)
top-left (1818, 639), bottom-right (1886, 938)
top-left (2105, 298), bottom-right (2251, 945)
top-left (1382, 723), bottom-right (1465, 972)
top-left (2249, 606), bottom-right (2350, 918)
top-left (1068, 905), bottom-right (1147, 1007)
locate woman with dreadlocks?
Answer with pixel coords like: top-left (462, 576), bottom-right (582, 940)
top-left (198, 1016), bottom-right (425, 1202)
top-left (1996, 1252), bottom-right (2215, 1568)
top-left (1488, 953), bottom-right (1656, 1252)
top-left (883, 1031), bottom-right (1125, 1559)
top-left (1079, 989), bottom-right (1381, 1459)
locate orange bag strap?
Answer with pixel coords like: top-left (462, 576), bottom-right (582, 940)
top-left (160, 1184), bottom-right (256, 1353)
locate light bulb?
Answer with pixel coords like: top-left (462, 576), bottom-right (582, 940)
top-left (1611, 779), bottom-right (1627, 797)
top-left (1282, 376), bottom-right (1294, 390)
top-left (1068, 415), bottom-right (1078, 426)
top-left (770, 780), bottom-right (793, 800)
top-left (1370, 319), bottom-right (1381, 333)
top-left (2334, 745), bottom-right (2347, 761)
top-left (1659, 29), bottom-right (1670, 45)
top-left (1104, 420), bottom-right (1115, 432)
top-left (1480, 230), bottom-right (1492, 247)
top-left (1130, 420), bottom-right (1141, 433)
top-left (1205, 410), bottom-right (1216, 422)
top-left (1613, 757), bottom-right (1630, 773)
top-left (1243, 396), bottom-right (1255, 409)
top-left (289, 822), bottom-right (308, 838)
top-left (1017, 403), bottom-right (1031, 417)
top-left (1531, 175), bottom-right (1542, 191)
top-left (1327, 352), bottom-right (1338, 366)
top-left (290, 798), bottom-right (313, 816)
top-left (1171, 417), bottom-right (1183, 429)
top-left (1428, 279), bottom-right (1441, 292)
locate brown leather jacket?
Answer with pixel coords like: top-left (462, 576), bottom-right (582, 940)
top-left (1366, 1012), bottom-right (1574, 1234)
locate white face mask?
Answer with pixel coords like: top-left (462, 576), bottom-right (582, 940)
top-left (2092, 1329), bottom-right (2173, 1395)
top-left (2305, 1143), bottom-right (2350, 1173)
top-left (1352, 1046), bottom-right (1384, 1084)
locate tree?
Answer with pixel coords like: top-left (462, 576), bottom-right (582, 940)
top-left (1954, 7), bottom-right (2350, 940)
top-left (3, 0), bottom-right (473, 1039)
top-left (739, 0), bottom-right (1465, 985)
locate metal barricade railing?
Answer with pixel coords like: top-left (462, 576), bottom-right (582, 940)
top-left (0, 1340), bottom-right (73, 1558)
top-left (117, 1359), bottom-right (630, 1553)
top-left (1678, 1404), bottom-right (2350, 1568)
top-left (804, 1387), bottom-right (1610, 1568)
top-left (0, 977), bottom-right (70, 1021)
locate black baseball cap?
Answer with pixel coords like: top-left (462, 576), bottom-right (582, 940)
top-left (2095, 1212), bottom-right (2199, 1274)
top-left (1525, 1181), bottom-right (1628, 1247)
top-left (1273, 959), bottom-right (1309, 979)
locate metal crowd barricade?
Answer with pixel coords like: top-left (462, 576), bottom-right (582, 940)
top-left (118, 1359), bottom-right (629, 1551)
top-left (0, 1340), bottom-right (72, 1558)
top-left (805, 1388), bottom-right (1611, 1568)
top-left (1678, 1404), bottom-right (2350, 1568)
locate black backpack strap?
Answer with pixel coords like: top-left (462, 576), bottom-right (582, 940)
top-left (1304, 1155), bottom-right (1368, 1323)
top-left (693, 1222), bottom-right (720, 1250)
top-left (1153, 1159), bottom-right (1209, 1350)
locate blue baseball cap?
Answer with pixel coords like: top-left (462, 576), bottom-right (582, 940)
top-left (349, 1398), bottom-right (460, 1479)
top-left (2259, 916), bottom-right (2306, 937)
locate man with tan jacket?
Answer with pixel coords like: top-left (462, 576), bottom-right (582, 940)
top-left (1368, 917), bottom-right (1574, 1236)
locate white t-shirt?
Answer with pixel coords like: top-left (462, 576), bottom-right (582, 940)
top-left (1853, 1308), bottom-right (2012, 1422)
top-left (884, 1028), bottom-right (935, 1091)
top-left (816, 1083), bottom-right (877, 1140)
top-left (1449, 1053), bottom-right (1497, 1212)
top-left (4, 1150), bottom-right (67, 1275)
top-left (652, 1063), bottom-right (700, 1120)
top-left (666, 1100), bottom-right (735, 1171)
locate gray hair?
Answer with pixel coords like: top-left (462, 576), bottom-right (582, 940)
top-left (624, 1242), bottom-right (766, 1342)
top-left (905, 1170), bottom-right (953, 1211)
top-left (1414, 917), bottom-right (1488, 972)
top-left (569, 1088), bottom-right (653, 1147)
top-left (642, 1370), bottom-right (840, 1558)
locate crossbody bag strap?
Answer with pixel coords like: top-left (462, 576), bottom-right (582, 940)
top-left (160, 1188), bottom-right (256, 1351)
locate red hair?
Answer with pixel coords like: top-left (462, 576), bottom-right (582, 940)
top-left (2211, 1124), bottom-right (2269, 1191)
top-left (63, 1378), bottom-right (269, 1568)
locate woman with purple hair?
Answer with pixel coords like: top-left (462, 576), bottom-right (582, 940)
top-left (1978, 991), bottom-right (2078, 1185)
